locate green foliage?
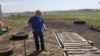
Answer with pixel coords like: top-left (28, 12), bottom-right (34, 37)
top-left (3, 14), bottom-right (32, 26)
top-left (3, 11), bottom-right (100, 26)
top-left (43, 11), bottom-right (100, 25)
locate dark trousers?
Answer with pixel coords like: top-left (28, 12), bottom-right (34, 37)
top-left (33, 32), bottom-right (45, 50)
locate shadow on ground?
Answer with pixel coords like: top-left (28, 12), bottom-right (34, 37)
top-left (28, 50), bottom-right (42, 56)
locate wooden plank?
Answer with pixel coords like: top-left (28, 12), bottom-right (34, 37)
top-left (69, 54), bottom-right (100, 56)
top-left (64, 47), bottom-right (98, 52)
top-left (92, 50), bottom-right (100, 54)
top-left (64, 47), bottom-right (79, 49)
top-left (58, 32), bottom-right (74, 43)
top-left (63, 32), bottom-right (75, 42)
top-left (73, 33), bottom-right (87, 42)
top-left (67, 50), bottom-right (100, 56)
top-left (55, 34), bottom-right (63, 48)
top-left (63, 43), bottom-right (91, 46)
top-left (63, 45), bottom-right (92, 48)
top-left (64, 46), bottom-right (92, 49)
top-left (67, 51), bottom-right (85, 55)
top-left (67, 32), bottom-right (84, 42)
top-left (57, 32), bottom-right (87, 43)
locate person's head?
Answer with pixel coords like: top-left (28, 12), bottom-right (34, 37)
top-left (35, 10), bottom-right (42, 17)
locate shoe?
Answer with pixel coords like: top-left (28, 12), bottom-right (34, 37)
top-left (36, 49), bottom-right (40, 51)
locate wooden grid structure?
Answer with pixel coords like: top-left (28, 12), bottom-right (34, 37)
top-left (55, 32), bottom-right (100, 56)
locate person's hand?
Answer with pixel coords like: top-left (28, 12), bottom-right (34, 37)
top-left (44, 28), bottom-right (47, 31)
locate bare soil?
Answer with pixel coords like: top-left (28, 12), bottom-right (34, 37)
top-left (0, 19), bottom-right (100, 56)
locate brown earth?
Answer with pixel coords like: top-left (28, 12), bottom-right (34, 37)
top-left (0, 19), bottom-right (100, 56)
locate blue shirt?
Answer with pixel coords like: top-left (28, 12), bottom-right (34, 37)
top-left (28, 16), bottom-right (44, 32)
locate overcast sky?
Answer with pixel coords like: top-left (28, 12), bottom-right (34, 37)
top-left (0, 0), bottom-right (100, 13)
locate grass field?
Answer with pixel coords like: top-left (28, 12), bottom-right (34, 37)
top-left (43, 11), bottom-right (100, 25)
top-left (3, 11), bottom-right (100, 26)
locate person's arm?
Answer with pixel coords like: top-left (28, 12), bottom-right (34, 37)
top-left (43, 24), bottom-right (47, 31)
top-left (28, 17), bottom-right (32, 28)
top-left (27, 17), bottom-right (32, 29)
top-left (27, 21), bottom-right (33, 32)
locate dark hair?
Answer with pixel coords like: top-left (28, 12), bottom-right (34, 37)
top-left (35, 10), bottom-right (42, 16)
